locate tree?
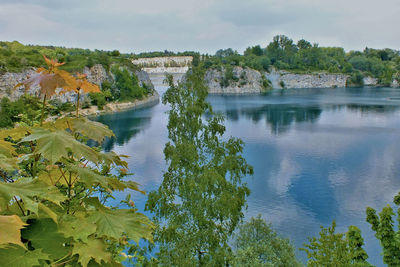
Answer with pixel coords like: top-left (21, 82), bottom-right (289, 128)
top-left (145, 67), bottom-right (253, 266)
top-left (232, 215), bottom-right (302, 267)
top-left (301, 221), bottom-right (370, 266)
top-left (366, 192), bottom-right (400, 266)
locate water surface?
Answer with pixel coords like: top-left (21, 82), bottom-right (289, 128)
top-left (96, 84), bottom-right (400, 266)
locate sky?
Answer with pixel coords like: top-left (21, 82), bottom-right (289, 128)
top-left (0, 0), bottom-right (399, 54)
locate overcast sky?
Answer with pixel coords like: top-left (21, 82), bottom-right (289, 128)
top-left (0, 0), bottom-right (399, 54)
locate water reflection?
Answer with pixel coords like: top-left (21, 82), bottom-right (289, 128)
top-left (95, 109), bottom-right (152, 151)
top-left (95, 87), bottom-right (400, 266)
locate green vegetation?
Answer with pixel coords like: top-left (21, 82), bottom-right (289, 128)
top-left (232, 215), bottom-right (302, 267)
top-left (201, 35), bottom-right (400, 85)
top-left (301, 221), bottom-right (370, 266)
top-left (111, 66), bottom-right (149, 101)
top-left (0, 41), bottom-right (137, 73)
top-left (0, 59), bottom-right (153, 266)
top-left (145, 68), bottom-right (253, 266)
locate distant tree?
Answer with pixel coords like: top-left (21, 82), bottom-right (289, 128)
top-left (301, 221), bottom-right (370, 267)
top-left (232, 215), bottom-right (302, 267)
top-left (297, 39), bottom-right (312, 50)
top-left (366, 192), bottom-right (400, 266)
top-left (215, 48), bottom-right (236, 58)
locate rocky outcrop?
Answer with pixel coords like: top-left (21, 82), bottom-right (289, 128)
top-left (204, 67), bottom-right (353, 94)
top-left (205, 67), bottom-right (266, 94)
top-left (0, 64), bottom-right (155, 101)
top-left (276, 72), bottom-right (348, 89)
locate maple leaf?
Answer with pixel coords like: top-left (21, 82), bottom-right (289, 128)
top-left (0, 179), bottom-right (67, 214)
top-left (54, 117), bottom-right (114, 143)
top-left (43, 55), bottom-right (65, 68)
top-left (14, 72), bottom-right (67, 97)
top-left (0, 215), bottom-right (27, 249)
top-left (85, 197), bottom-right (154, 244)
top-left (66, 164), bottom-right (110, 189)
top-left (76, 73), bottom-right (101, 94)
top-left (0, 245), bottom-right (49, 266)
top-left (20, 128), bottom-right (99, 164)
top-left (58, 213), bottom-right (97, 243)
top-left (22, 218), bottom-right (70, 260)
top-left (72, 236), bottom-right (112, 266)
top-left (0, 154), bottom-right (17, 171)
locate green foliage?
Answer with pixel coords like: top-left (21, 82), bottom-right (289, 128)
top-left (347, 71), bottom-right (364, 87)
top-left (301, 221), bottom-right (371, 266)
top-left (232, 215), bottom-right (303, 267)
top-left (145, 68), bottom-right (253, 266)
top-left (0, 41), bottom-right (138, 73)
top-left (0, 62), bottom-right (153, 266)
top-left (0, 95), bottom-right (44, 128)
top-left (89, 92), bottom-right (107, 109)
top-left (111, 66), bottom-right (148, 101)
top-left (366, 192), bottom-right (400, 266)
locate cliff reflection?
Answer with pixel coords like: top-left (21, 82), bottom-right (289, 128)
top-left (225, 104), bottom-right (322, 134)
top-left (94, 110), bottom-right (152, 151)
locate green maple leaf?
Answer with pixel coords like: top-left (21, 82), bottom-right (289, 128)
top-left (99, 151), bottom-right (128, 168)
top-left (0, 215), bottom-right (27, 249)
top-left (67, 117), bottom-right (114, 143)
top-left (58, 213), bottom-right (96, 243)
top-left (20, 128), bottom-right (99, 164)
top-left (72, 236), bottom-right (112, 267)
top-left (0, 245), bottom-right (49, 266)
top-left (0, 154), bottom-right (17, 171)
top-left (0, 179), bottom-right (67, 214)
top-left (22, 218), bottom-right (69, 260)
top-left (87, 260), bottom-right (124, 267)
top-left (0, 139), bottom-right (16, 158)
top-left (66, 164), bottom-right (110, 189)
top-left (85, 197), bottom-right (153, 243)
top-left (107, 177), bottom-right (145, 194)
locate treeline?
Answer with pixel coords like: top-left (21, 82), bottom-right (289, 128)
top-left (0, 41), bottom-right (138, 73)
top-left (201, 35), bottom-right (400, 86)
top-left (134, 50), bottom-right (200, 59)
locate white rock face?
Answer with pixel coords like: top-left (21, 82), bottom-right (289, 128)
top-left (277, 73), bottom-right (348, 89)
top-left (363, 76), bottom-right (379, 86)
top-left (205, 67), bottom-right (264, 94)
top-left (132, 56), bottom-right (192, 74)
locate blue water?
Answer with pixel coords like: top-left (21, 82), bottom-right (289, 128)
top-left (95, 85), bottom-right (400, 266)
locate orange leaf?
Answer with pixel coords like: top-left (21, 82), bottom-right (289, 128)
top-left (43, 55), bottom-right (65, 68)
top-left (14, 73), bottom-right (67, 97)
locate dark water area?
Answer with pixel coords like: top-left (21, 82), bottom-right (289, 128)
top-left (95, 85), bottom-right (400, 266)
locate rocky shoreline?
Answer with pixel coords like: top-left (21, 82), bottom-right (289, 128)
top-left (82, 92), bottom-right (160, 117)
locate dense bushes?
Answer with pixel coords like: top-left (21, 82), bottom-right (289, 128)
top-left (111, 67), bottom-right (147, 101)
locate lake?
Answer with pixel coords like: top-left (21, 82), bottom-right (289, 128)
top-left (95, 77), bottom-right (400, 266)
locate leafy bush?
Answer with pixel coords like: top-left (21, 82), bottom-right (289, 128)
top-left (233, 216), bottom-right (302, 267)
